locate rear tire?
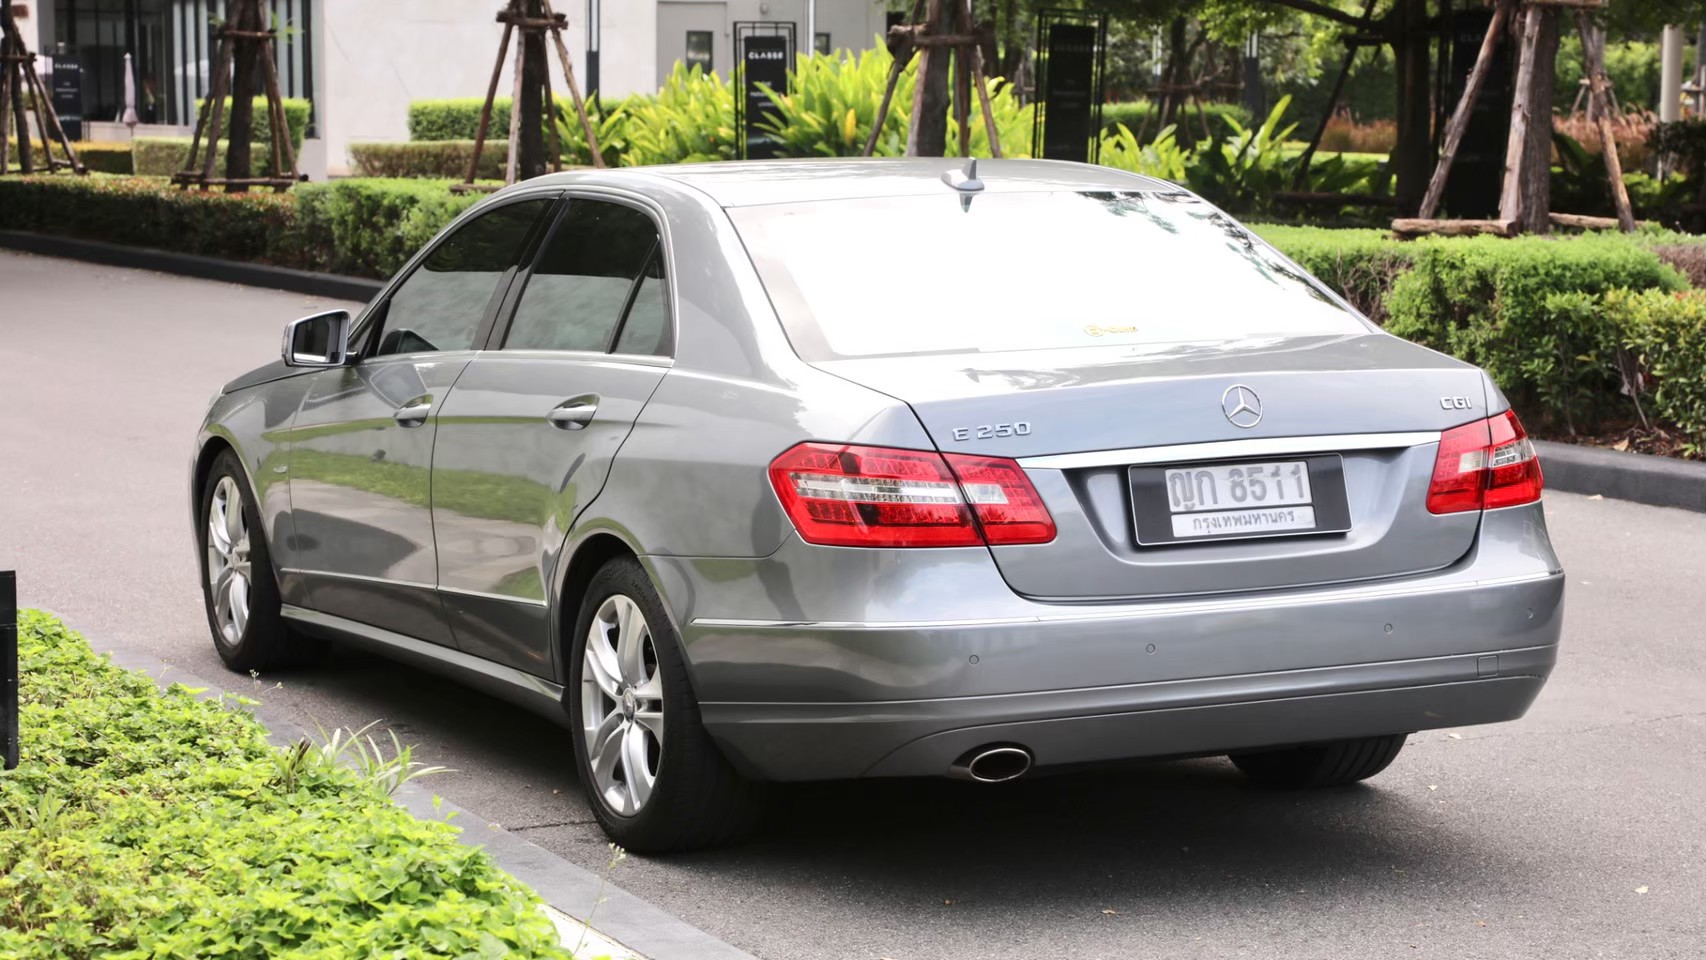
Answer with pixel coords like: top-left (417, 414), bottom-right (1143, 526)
top-left (1230, 734), bottom-right (1407, 788)
top-left (567, 556), bottom-right (756, 852)
top-left (198, 450), bottom-right (322, 672)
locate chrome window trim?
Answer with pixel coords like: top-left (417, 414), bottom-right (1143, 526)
top-left (1018, 431), bottom-right (1442, 470)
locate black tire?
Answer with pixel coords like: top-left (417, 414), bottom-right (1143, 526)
top-left (1230, 734), bottom-right (1407, 788)
top-left (198, 450), bottom-right (321, 672)
top-left (566, 556), bottom-right (756, 852)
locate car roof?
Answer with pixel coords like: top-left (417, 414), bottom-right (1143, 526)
top-left (523, 157), bottom-right (1180, 208)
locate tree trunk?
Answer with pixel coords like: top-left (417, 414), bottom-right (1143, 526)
top-left (907, 0), bottom-right (952, 156)
top-left (1158, 16), bottom-right (1188, 130)
top-left (516, 0), bottom-right (548, 179)
top-left (1516, 8), bottom-right (1559, 233)
top-left (224, 0), bottom-right (263, 191)
top-left (1390, 0), bottom-right (1434, 216)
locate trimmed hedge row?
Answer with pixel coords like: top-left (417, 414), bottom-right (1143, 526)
top-left (6, 140), bottom-right (132, 174)
top-left (350, 139), bottom-right (509, 180)
top-left (0, 611), bottom-right (571, 959)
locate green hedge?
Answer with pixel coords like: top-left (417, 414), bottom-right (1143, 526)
top-left (0, 174), bottom-right (298, 262)
top-left (0, 611), bottom-right (570, 959)
top-left (132, 136), bottom-right (298, 177)
top-left (195, 95), bottom-right (311, 149)
top-left (410, 97), bottom-right (509, 141)
top-left (294, 178), bottom-right (480, 276)
top-left (1100, 101), bottom-right (1249, 140)
top-left (6, 140), bottom-right (132, 174)
top-left (350, 139), bottom-right (509, 180)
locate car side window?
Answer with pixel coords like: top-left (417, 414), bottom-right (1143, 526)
top-left (613, 249), bottom-right (671, 357)
top-left (371, 199), bottom-right (550, 358)
top-left (503, 199), bottom-right (666, 353)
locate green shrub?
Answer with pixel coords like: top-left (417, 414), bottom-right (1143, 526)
top-left (193, 95), bottom-right (310, 149)
top-left (5, 139), bottom-right (132, 174)
top-left (410, 97), bottom-right (509, 141)
top-left (621, 62), bottom-right (740, 165)
top-left (755, 47), bottom-right (1031, 159)
top-left (295, 178), bottom-right (478, 276)
top-left (350, 139), bottom-right (509, 179)
top-left (0, 611), bottom-right (569, 960)
top-left (1384, 234), bottom-right (1688, 433)
top-left (1255, 224), bottom-right (1414, 322)
top-left (1612, 288), bottom-right (1706, 454)
top-left (1100, 100), bottom-right (1249, 140)
top-left (133, 136), bottom-right (295, 177)
top-left (0, 174), bottom-right (297, 263)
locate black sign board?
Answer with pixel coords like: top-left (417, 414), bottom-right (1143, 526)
top-left (1033, 15), bottom-right (1105, 163)
top-left (51, 56), bottom-right (83, 142)
top-left (2, 570), bottom-right (16, 771)
top-left (739, 33), bottom-right (790, 160)
top-left (1442, 8), bottom-right (1512, 219)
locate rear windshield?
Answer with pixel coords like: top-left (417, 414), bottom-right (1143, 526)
top-left (729, 191), bottom-right (1370, 361)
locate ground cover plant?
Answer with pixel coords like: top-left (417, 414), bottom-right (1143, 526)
top-left (0, 611), bottom-right (574, 960)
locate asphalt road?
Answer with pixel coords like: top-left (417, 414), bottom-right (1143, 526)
top-left (2, 249), bottom-right (1701, 960)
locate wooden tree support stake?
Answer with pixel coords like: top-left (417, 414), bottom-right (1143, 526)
top-left (174, 0), bottom-right (299, 192)
top-left (1392, 217), bottom-right (1516, 238)
top-left (1574, 12), bottom-right (1635, 231)
top-left (460, 0), bottom-right (605, 190)
top-left (0, 8), bottom-right (86, 177)
top-left (864, 0), bottom-right (1001, 159)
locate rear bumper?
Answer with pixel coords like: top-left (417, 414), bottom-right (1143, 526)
top-left (703, 641), bottom-right (1554, 780)
top-left (649, 503), bottom-right (1564, 781)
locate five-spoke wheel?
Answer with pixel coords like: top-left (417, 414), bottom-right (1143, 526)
top-left (580, 593), bottom-right (666, 816)
top-left (206, 475), bottom-right (253, 646)
top-left (199, 449), bottom-right (315, 671)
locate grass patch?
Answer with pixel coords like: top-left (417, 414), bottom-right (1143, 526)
top-left (0, 611), bottom-right (572, 959)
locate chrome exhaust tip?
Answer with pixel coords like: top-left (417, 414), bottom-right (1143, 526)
top-left (949, 745), bottom-right (1033, 783)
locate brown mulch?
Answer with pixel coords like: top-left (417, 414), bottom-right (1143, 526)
top-left (1534, 422), bottom-right (1702, 461)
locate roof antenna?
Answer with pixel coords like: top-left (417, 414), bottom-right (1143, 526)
top-left (940, 157), bottom-right (984, 193)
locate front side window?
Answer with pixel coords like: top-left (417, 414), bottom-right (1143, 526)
top-left (504, 199), bottom-right (668, 354)
top-left (730, 191), bottom-right (1371, 361)
top-left (373, 199), bottom-right (550, 357)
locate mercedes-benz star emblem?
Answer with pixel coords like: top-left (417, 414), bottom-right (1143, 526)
top-left (1221, 384), bottom-right (1263, 428)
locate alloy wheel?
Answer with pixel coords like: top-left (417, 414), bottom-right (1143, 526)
top-left (206, 475), bottom-right (252, 646)
top-left (581, 593), bottom-right (664, 816)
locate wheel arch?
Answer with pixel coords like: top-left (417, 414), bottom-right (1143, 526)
top-left (552, 525), bottom-right (697, 690)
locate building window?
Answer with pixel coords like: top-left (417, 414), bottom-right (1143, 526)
top-left (814, 32), bottom-right (830, 55)
top-left (684, 30), bottom-right (712, 74)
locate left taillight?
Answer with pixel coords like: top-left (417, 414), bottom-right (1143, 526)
top-left (1427, 409), bottom-right (1544, 514)
top-left (768, 442), bottom-right (1056, 548)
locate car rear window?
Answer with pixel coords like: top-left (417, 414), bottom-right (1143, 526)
top-left (729, 191), bottom-right (1371, 361)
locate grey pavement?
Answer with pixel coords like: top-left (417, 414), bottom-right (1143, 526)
top-left (1, 249), bottom-right (1701, 959)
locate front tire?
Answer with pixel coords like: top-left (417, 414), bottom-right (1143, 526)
top-left (1230, 734), bottom-right (1407, 788)
top-left (567, 557), bottom-right (755, 852)
top-left (198, 450), bottom-right (319, 672)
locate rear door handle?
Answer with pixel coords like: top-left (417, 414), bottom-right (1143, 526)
top-left (547, 400), bottom-right (598, 430)
top-left (393, 399), bottom-right (432, 426)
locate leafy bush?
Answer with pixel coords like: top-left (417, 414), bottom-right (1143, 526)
top-left (194, 96), bottom-right (311, 150)
top-left (0, 173), bottom-right (297, 262)
top-left (1255, 224), bottom-right (1414, 322)
top-left (1098, 122), bottom-right (1191, 181)
top-left (1613, 288), bottom-right (1706, 454)
top-left (350, 139), bottom-right (509, 179)
top-left (1100, 100), bottom-right (1248, 141)
top-left (620, 62), bottom-right (739, 166)
top-left (0, 611), bottom-right (570, 960)
top-left (410, 96), bottom-right (507, 141)
top-left (756, 47), bottom-right (1030, 159)
top-left (5, 139), bottom-right (131, 174)
top-left (134, 135), bottom-right (300, 177)
top-left (294, 178), bottom-right (478, 276)
top-left (1384, 234), bottom-right (1688, 433)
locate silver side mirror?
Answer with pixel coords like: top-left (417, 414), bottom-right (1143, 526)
top-left (281, 310), bottom-right (353, 367)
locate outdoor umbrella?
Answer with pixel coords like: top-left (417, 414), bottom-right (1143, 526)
top-left (121, 52), bottom-right (139, 129)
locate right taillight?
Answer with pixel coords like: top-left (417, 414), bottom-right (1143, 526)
top-left (1427, 410), bottom-right (1543, 514)
top-left (768, 442), bottom-right (1055, 547)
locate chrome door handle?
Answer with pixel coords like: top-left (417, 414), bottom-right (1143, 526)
top-left (393, 400), bottom-right (432, 426)
top-left (547, 401), bottom-right (597, 430)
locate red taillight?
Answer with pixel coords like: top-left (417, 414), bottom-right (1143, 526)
top-left (1427, 410), bottom-right (1544, 514)
top-left (768, 443), bottom-right (1055, 547)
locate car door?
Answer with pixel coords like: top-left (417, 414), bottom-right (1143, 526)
top-left (286, 195), bottom-right (555, 645)
top-left (431, 195), bottom-right (673, 676)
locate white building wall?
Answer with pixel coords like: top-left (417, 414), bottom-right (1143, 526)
top-left (318, 0), bottom-right (506, 175)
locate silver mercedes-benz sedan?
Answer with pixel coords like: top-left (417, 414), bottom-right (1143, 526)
top-left (192, 158), bottom-right (1563, 851)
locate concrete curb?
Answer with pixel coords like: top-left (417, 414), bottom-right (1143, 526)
top-left (0, 231), bottom-right (384, 303)
top-left (1535, 440), bottom-right (1706, 513)
top-left (87, 639), bottom-right (756, 960)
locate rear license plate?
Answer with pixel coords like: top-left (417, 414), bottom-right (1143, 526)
top-left (1129, 455), bottom-right (1351, 545)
